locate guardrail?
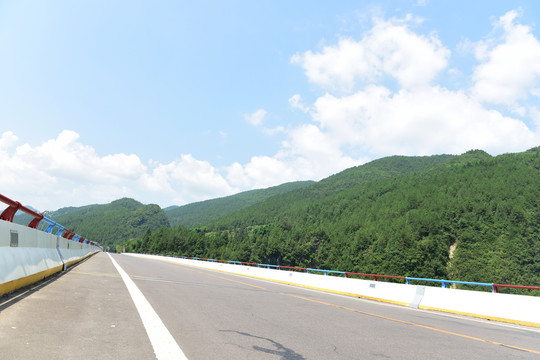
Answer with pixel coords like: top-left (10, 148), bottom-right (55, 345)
top-left (145, 254), bottom-right (540, 295)
top-left (0, 193), bottom-right (43, 228)
top-left (492, 283), bottom-right (540, 293)
top-left (405, 277), bottom-right (495, 292)
top-left (0, 193), bottom-right (102, 250)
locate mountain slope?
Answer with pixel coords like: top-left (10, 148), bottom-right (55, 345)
top-left (165, 181), bottom-right (315, 227)
top-left (208, 154), bottom-right (454, 228)
top-left (45, 198), bottom-right (170, 251)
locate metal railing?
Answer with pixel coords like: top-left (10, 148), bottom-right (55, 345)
top-left (0, 193), bottom-right (102, 250)
top-left (0, 193), bottom-right (43, 228)
top-left (405, 277), bottom-right (495, 292)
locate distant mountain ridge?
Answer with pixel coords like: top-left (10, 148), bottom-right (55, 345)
top-left (33, 181), bottom-right (315, 250)
top-left (165, 181), bottom-right (315, 227)
top-left (208, 153), bottom-right (455, 228)
top-left (44, 198), bottom-right (170, 251)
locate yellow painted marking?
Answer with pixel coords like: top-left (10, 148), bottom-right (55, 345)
top-left (419, 305), bottom-right (540, 329)
top-left (282, 292), bottom-right (540, 355)
top-left (0, 265), bottom-right (63, 296)
top-left (0, 252), bottom-right (99, 296)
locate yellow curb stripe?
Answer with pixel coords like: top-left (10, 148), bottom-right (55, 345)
top-left (0, 252), bottom-right (99, 297)
top-left (0, 265), bottom-right (64, 296)
top-left (419, 305), bottom-right (540, 329)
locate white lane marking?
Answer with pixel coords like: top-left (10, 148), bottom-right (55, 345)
top-left (108, 253), bottom-right (188, 360)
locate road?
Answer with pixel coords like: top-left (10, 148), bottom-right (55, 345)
top-left (1, 252), bottom-right (539, 359)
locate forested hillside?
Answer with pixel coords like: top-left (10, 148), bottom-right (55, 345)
top-left (45, 198), bottom-right (170, 251)
top-left (125, 148), bottom-right (540, 290)
top-left (165, 181), bottom-right (314, 226)
top-left (207, 154), bottom-right (454, 228)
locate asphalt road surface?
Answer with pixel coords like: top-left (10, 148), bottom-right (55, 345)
top-left (1, 252), bottom-right (539, 359)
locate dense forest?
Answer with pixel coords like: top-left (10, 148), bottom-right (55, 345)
top-left (44, 198), bottom-right (170, 250)
top-left (125, 148), bottom-right (540, 292)
top-left (165, 181), bottom-right (314, 226)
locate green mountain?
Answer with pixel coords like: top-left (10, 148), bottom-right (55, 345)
top-left (208, 154), bottom-right (454, 228)
top-left (45, 198), bottom-right (170, 251)
top-left (126, 147), bottom-right (540, 292)
top-left (165, 181), bottom-right (315, 227)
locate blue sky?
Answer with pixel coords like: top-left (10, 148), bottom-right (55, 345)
top-left (1, 0), bottom-right (539, 211)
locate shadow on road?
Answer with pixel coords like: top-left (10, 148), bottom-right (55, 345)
top-left (220, 329), bottom-right (306, 360)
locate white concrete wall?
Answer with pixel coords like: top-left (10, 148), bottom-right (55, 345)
top-left (0, 219), bottom-right (100, 293)
top-left (419, 286), bottom-right (540, 326)
top-left (0, 220), bottom-right (64, 285)
top-left (58, 236), bottom-right (97, 265)
top-left (127, 254), bottom-right (540, 328)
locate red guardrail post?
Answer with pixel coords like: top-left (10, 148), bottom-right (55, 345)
top-left (492, 284), bottom-right (540, 292)
top-left (0, 193), bottom-right (20, 222)
top-left (0, 193), bottom-right (44, 228)
top-left (27, 213), bottom-right (44, 229)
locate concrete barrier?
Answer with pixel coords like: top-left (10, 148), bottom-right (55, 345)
top-left (126, 255), bottom-right (419, 307)
top-left (0, 220), bottom-right (99, 296)
top-left (58, 237), bottom-right (97, 267)
top-left (419, 286), bottom-right (540, 327)
top-left (127, 254), bottom-right (540, 328)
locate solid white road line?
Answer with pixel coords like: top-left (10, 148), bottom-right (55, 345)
top-left (108, 253), bottom-right (188, 360)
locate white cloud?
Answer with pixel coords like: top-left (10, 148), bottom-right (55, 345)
top-left (286, 10), bottom-right (539, 167)
top-left (288, 94), bottom-right (310, 113)
top-left (244, 108), bottom-right (285, 136)
top-left (12, 130), bottom-right (146, 183)
top-left (225, 157), bottom-right (294, 190)
top-left (0, 131), bottom-right (18, 150)
top-left (244, 109), bottom-right (267, 126)
top-left (222, 121), bottom-right (361, 191)
top-left (309, 86), bottom-right (538, 157)
top-left (226, 162), bottom-right (252, 188)
top-left (291, 15), bottom-right (450, 92)
top-left (286, 124), bottom-right (341, 158)
top-left (140, 155), bottom-right (238, 206)
top-left (0, 130), bottom-right (238, 210)
top-left (262, 126), bottom-right (285, 136)
top-left (0, 130), bottom-right (149, 209)
top-left (224, 118), bottom-right (361, 190)
top-left (239, 155), bottom-right (296, 189)
top-left (471, 10), bottom-right (540, 105)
